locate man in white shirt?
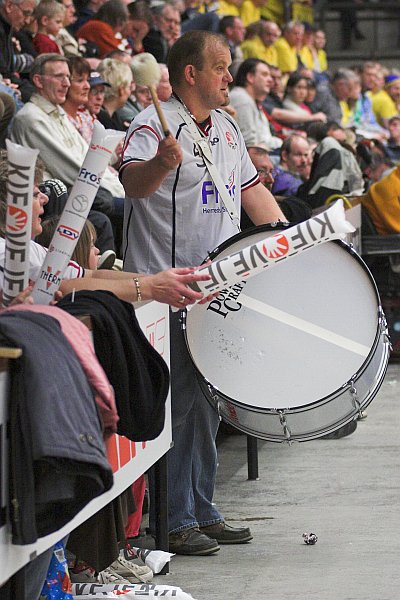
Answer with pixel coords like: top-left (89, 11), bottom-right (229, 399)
top-left (230, 58), bottom-right (282, 152)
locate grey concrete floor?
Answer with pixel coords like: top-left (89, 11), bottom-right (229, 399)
top-left (156, 363), bottom-right (400, 600)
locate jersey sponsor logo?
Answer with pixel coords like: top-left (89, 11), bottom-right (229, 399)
top-left (6, 206), bottom-right (28, 232)
top-left (225, 131), bottom-right (237, 150)
top-left (71, 194), bottom-right (89, 213)
top-left (57, 224), bottom-right (80, 241)
top-left (201, 170), bottom-right (236, 213)
top-left (210, 136), bottom-right (219, 146)
top-left (78, 167), bottom-right (101, 188)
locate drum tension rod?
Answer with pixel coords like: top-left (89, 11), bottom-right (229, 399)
top-left (278, 411), bottom-right (293, 445)
top-left (349, 380), bottom-right (364, 420)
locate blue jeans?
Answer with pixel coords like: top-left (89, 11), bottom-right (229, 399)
top-left (152, 311), bottom-right (223, 534)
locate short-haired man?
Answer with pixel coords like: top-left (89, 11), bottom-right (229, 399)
top-left (271, 134), bottom-right (311, 197)
top-left (274, 20), bottom-right (304, 74)
top-left (0, 0), bottom-right (36, 100)
top-left (11, 53), bottom-right (124, 216)
top-left (219, 15), bottom-right (245, 77)
top-left (310, 68), bottom-right (354, 124)
top-left (372, 74), bottom-right (400, 129)
top-left (143, 2), bottom-right (181, 63)
top-left (120, 30), bottom-right (285, 556)
top-left (241, 20), bottom-right (280, 66)
top-left (230, 58), bottom-right (282, 151)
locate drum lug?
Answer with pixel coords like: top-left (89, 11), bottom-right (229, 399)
top-left (278, 411), bottom-right (293, 445)
top-left (349, 378), bottom-right (363, 419)
top-left (208, 383), bottom-right (223, 421)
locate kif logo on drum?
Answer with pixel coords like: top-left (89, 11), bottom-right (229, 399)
top-left (57, 224), bottom-right (80, 241)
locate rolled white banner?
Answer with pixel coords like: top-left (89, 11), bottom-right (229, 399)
top-left (190, 200), bottom-right (355, 296)
top-left (31, 121), bottom-right (123, 304)
top-left (2, 141), bottom-right (39, 306)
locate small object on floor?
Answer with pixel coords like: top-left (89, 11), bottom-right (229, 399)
top-left (199, 521), bottom-right (253, 544)
top-left (111, 555), bottom-right (153, 583)
top-left (320, 420), bottom-right (357, 439)
top-left (98, 249), bottom-right (116, 270)
top-left (97, 566), bottom-right (131, 584)
top-left (168, 526), bottom-right (220, 556)
top-left (303, 532), bottom-right (318, 545)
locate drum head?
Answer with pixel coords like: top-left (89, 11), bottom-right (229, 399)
top-left (185, 227), bottom-right (380, 411)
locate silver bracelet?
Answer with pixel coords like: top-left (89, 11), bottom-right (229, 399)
top-left (133, 277), bottom-right (142, 302)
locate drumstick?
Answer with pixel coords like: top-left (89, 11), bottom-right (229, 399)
top-left (131, 53), bottom-right (170, 137)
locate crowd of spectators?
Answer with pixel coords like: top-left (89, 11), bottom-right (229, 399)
top-left (2, 0), bottom-right (400, 596)
top-left (2, 0), bottom-right (400, 252)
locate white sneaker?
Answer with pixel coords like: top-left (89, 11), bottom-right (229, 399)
top-left (111, 552), bottom-right (153, 583)
top-left (97, 566), bottom-right (131, 584)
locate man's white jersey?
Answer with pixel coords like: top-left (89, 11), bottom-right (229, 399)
top-left (120, 98), bottom-right (259, 273)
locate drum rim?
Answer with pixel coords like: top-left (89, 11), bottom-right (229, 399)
top-left (184, 221), bottom-right (385, 412)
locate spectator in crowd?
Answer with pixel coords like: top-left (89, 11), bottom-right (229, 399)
top-left (282, 72), bottom-right (314, 122)
top-left (260, 0), bottom-right (285, 27)
top-left (240, 19), bottom-right (280, 66)
top-left (371, 73), bottom-right (400, 129)
top-left (0, 0), bottom-right (36, 102)
top-left (157, 62), bottom-right (172, 100)
top-left (219, 15), bottom-right (245, 77)
top-left (271, 134), bottom-right (311, 196)
top-left (360, 60), bottom-right (381, 95)
top-left (120, 29), bottom-right (285, 557)
top-left (142, 2), bottom-right (181, 63)
top-left (310, 68), bottom-right (353, 124)
top-left (299, 25), bottom-right (328, 83)
top-left (11, 53), bottom-right (125, 239)
top-left (297, 121), bottom-right (364, 209)
top-left (339, 69), bottom-right (387, 140)
top-left (69, 0), bottom-right (106, 34)
top-left (63, 55), bottom-right (93, 138)
top-left (230, 58), bottom-right (282, 151)
top-left (123, 0), bottom-right (152, 56)
top-left (263, 64), bottom-right (326, 134)
top-left (0, 91), bottom-right (16, 148)
top-left (33, 0), bottom-right (65, 54)
top-left (82, 70), bottom-right (111, 139)
top-left (274, 20), bottom-right (304, 75)
top-left (55, 0), bottom-right (82, 57)
top-left (385, 115), bottom-right (400, 163)
top-left (76, 0), bottom-right (130, 58)
top-left (180, 0), bottom-right (220, 34)
top-left (97, 57), bottom-right (132, 130)
top-left (247, 144), bottom-right (275, 190)
top-left (356, 138), bottom-right (394, 187)
top-left (239, 0), bottom-right (265, 28)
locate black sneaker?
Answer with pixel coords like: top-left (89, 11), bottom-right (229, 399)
top-left (168, 527), bottom-right (220, 556)
top-left (321, 420), bottom-right (357, 440)
top-left (199, 522), bottom-right (253, 544)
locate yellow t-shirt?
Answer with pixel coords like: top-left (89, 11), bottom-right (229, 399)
top-left (339, 101), bottom-right (352, 126)
top-left (241, 35), bottom-right (278, 65)
top-left (292, 2), bottom-right (314, 24)
top-left (371, 89), bottom-right (397, 125)
top-left (299, 46), bottom-right (328, 72)
top-left (217, 0), bottom-right (240, 16)
top-left (274, 36), bottom-right (298, 74)
top-left (239, 0), bottom-right (260, 26)
top-left (260, 0), bottom-right (284, 26)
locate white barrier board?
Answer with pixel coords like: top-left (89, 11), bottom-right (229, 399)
top-left (0, 301), bottom-right (171, 585)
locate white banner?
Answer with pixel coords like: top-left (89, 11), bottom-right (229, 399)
top-left (190, 200), bottom-right (354, 296)
top-left (2, 141), bottom-right (39, 306)
top-left (31, 121), bottom-right (123, 304)
top-left (72, 583), bottom-right (195, 599)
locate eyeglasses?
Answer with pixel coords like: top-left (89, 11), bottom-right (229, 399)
top-left (12, 3), bottom-right (34, 17)
top-left (257, 168), bottom-right (275, 178)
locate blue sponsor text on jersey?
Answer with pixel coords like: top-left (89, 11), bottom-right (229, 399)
top-left (201, 180), bottom-right (236, 214)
